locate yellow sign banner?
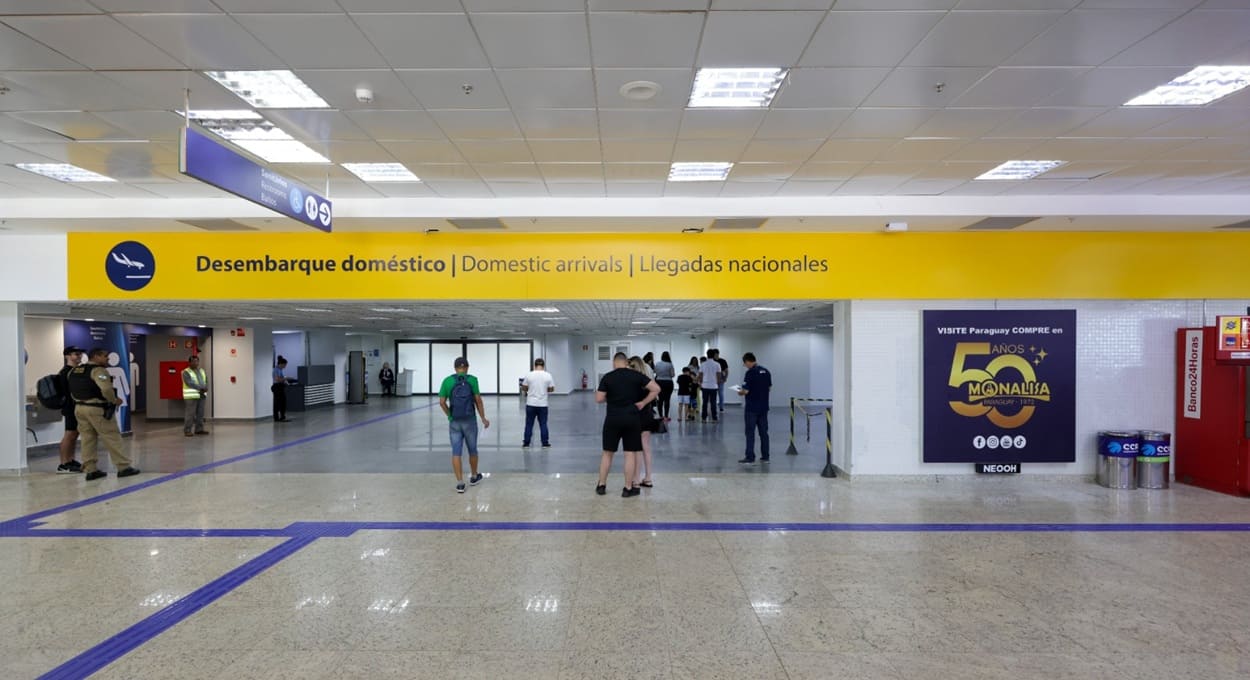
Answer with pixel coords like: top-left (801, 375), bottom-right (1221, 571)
top-left (68, 231), bottom-right (1250, 301)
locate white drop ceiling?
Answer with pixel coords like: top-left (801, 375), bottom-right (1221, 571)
top-left (0, 1), bottom-right (1247, 232)
top-left (46, 300), bottom-right (836, 337)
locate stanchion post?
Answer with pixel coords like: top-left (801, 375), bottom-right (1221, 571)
top-left (820, 406), bottom-right (837, 478)
top-left (785, 397), bottom-right (798, 455)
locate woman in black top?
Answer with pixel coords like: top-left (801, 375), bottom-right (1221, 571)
top-left (653, 351), bottom-right (676, 421)
top-left (629, 356), bottom-right (659, 488)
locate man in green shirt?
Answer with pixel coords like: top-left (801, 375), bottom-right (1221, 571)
top-left (438, 356), bottom-right (491, 493)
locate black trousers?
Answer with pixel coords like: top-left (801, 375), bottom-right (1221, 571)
top-left (272, 384), bottom-right (287, 421)
top-left (656, 380), bottom-right (674, 419)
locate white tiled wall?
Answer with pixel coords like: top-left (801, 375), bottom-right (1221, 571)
top-left (844, 299), bottom-right (1250, 477)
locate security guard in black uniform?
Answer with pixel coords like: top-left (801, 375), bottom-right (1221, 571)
top-left (68, 347), bottom-right (140, 481)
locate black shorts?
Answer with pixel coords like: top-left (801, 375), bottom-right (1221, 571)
top-left (602, 413), bottom-right (643, 452)
top-left (63, 411), bottom-right (78, 432)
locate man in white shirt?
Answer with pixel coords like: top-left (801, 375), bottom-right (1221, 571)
top-left (698, 355), bottom-right (721, 422)
top-left (522, 358), bottom-right (556, 448)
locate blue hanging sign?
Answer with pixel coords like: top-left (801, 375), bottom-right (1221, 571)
top-left (179, 126), bottom-right (332, 232)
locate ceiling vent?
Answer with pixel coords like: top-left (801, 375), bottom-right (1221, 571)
top-left (178, 219), bottom-right (257, 231)
top-left (710, 217), bottom-right (767, 230)
top-left (961, 216), bottom-right (1040, 231)
top-left (1214, 218), bottom-right (1250, 230)
top-left (447, 218), bottom-right (506, 230)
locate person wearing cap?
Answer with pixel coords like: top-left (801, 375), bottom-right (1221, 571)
top-left (521, 357), bottom-right (555, 449)
top-left (55, 346), bottom-right (85, 473)
top-left (67, 347), bottom-right (140, 481)
top-left (438, 356), bottom-right (490, 493)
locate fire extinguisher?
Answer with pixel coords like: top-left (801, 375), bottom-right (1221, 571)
top-left (581, 370), bottom-right (588, 390)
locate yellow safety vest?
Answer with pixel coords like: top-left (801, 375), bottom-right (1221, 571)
top-left (182, 367), bottom-right (206, 400)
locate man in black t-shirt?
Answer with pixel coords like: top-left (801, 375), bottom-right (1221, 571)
top-left (56, 346), bottom-right (84, 473)
top-left (595, 352), bottom-right (660, 497)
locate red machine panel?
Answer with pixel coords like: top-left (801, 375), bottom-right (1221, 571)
top-left (1174, 327), bottom-right (1250, 496)
top-left (159, 361), bottom-right (190, 400)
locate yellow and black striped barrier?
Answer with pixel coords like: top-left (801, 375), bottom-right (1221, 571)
top-left (783, 397), bottom-right (838, 478)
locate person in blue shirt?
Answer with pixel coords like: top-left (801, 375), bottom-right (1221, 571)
top-left (736, 352), bottom-right (772, 465)
top-left (272, 356), bottom-right (290, 422)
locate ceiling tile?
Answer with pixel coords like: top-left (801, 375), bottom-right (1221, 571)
top-left (697, 11), bottom-right (824, 66)
top-left (832, 109), bottom-right (937, 138)
top-left (597, 109), bottom-right (684, 139)
top-left (988, 107), bottom-right (1104, 137)
top-left (678, 110), bottom-right (766, 140)
top-left (264, 110), bottom-right (371, 142)
top-left (605, 181), bottom-right (664, 197)
top-left (315, 140), bottom-right (395, 163)
top-left (101, 71), bottom-right (247, 110)
top-left (0, 116), bottom-right (77, 143)
top-left (1106, 9), bottom-right (1250, 66)
top-left (428, 110), bottom-right (522, 139)
top-left (777, 180), bottom-right (840, 196)
top-left (0, 71), bottom-right (143, 111)
top-left (1042, 67), bottom-right (1188, 106)
top-left (496, 69), bottom-right (596, 109)
top-left (665, 181), bottom-right (725, 197)
top-left (955, 0), bottom-right (1078, 7)
top-left (911, 109), bottom-right (1018, 137)
top-left (92, 0), bottom-right (222, 10)
top-left (834, 0), bottom-right (957, 7)
top-left (753, 109), bottom-right (851, 140)
top-left (470, 13), bottom-right (591, 68)
top-left (7, 112), bottom-right (132, 141)
top-left (487, 182), bottom-right (547, 196)
top-left (213, 0), bottom-right (342, 11)
top-left (895, 177), bottom-right (967, 195)
top-left (589, 11), bottom-right (703, 68)
top-left (539, 163), bottom-right (605, 181)
top-left (298, 70), bottom-right (423, 110)
top-left (528, 139), bottom-right (603, 163)
top-left (425, 180), bottom-right (492, 196)
top-left (713, 0), bottom-right (833, 8)
top-left (801, 11), bottom-right (944, 67)
top-left (1032, 161), bottom-right (1129, 180)
top-left (603, 163), bottom-right (670, 181)
top-left (0, 24), bottom-right (84, 69)
top-left (232, 14), bottom-right (388, 68)
top-left (455, 139), bottom-right (533, 162)
top-left (861, 67), bottom-right (991, 107)
top-left (670, 139), bottom-right (749, 161)
top-left (807, 139), bottom-right (895, 162)
top-left (1005, 10), bottom-right (1184, 67)
top-left (1063, 108), bottom-right (1180, 138)
top-left (116, 14), bottom-right (285, 70)
top-left (593, 68), bottom-right (695, 109)
top-left (951, 68), bottom-right (1087, 107)
top-left (353, 13), bottom-right (491, 69)
top-left (400, 163), bottom-right (478, 181)
top-left (385, 141), bottom-right (467, 164)
top-left (546, 182), bottom-right (606, 196)
top-left (1163, 138), bottom-right (1250, 161)
top-left (0, 0), bottom-right (100, 12)
top-left (942, 139), bottom-right (1038, 161)
top-left (600, 139), bottom-right (675, 162)
top-left (719, 180), bottom-right (786, 196)
top-left (515, 109), bottom-right (600, 139)
top-left (771, 68), bottom-right (890, 108)
top-left (901, 11), bottom-right (1064, 67)
top-left (473, 163), bottom-right (544, 181)
top-left (3, 15), bottom-right (185, 69)
top-left (371, 182), bottom-right (438, 198)
top-left (727, 162), bottom-right (802, 180)
top-left (791, 161), bottom-right (869, 180)
top-left (738, 139), bottom-right (822, 163)
top-left (92, 111), bottom-right (187, 142)
top-left (876, 138), bottom-right (969, 162)
top-left (466, 0), bottom-right (584, 9)
top-left (589, 0), bottom-right (709, 10)
top-left (397, 69), bottom-right (508, 109)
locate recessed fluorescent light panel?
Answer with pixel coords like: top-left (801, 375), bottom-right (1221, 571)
top-left (371, 308), bottom-right (411, 313)
top-left (239, 316), bottom-right (271, 321)
top-left (975, 160), bottom-right (1065, 181)
top-left (1124, 65), bottom-right (1250, 107)
top-left (195, 116), bottom-right (329, 164)
top-left (328, 324), bottom-right (352, 328)
top-left (204, 70), bottom-right (329, 109)
top-left (669, 162), bottom-right (733, 182)
top-left (342, 163), bottom-right (420, 183)
top-left (748, 307), bottom-right (786, 312)
top-left (638, 307), bottom-right (671, 314)
top-left (14, 163), bottom-right (115, 182)
top-left (296, 308), bottom-right (332, 313)
top-left (180, 110), bottom-right (263, 122)
top-left (522, 307), bottom-right (560, 313)
top-left (688, 68), bottom-right (788, 108)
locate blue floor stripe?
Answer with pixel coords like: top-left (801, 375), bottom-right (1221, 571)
top-left (37, 535), bottom-right (317, 680)
top-left (4, 402), bottom-right (435, 529)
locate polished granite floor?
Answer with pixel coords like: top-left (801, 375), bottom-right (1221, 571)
top-left (5, 395), bottom-right (1250, 679)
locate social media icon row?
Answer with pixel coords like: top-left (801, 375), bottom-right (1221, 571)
top-left (973, 435), bottom-right (1027, 450)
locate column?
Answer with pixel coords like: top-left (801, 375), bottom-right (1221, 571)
top-left (0, 302), bottom-right (27, 472)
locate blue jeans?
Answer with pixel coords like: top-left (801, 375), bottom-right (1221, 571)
top-left (718, 384), bottom-right (726, 411)
top-left (744, 410), bottom-right (769, 461)
top-left (449, 418), bottom-right (479, 456)
top-left (524, 405), bottom-right (549, 446)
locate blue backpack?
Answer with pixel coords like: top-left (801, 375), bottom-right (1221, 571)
top-left (450, 375), bottom-right (475, 419)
